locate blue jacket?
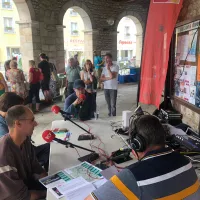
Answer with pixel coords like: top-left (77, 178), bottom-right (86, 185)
top-left (64, 92), bottom-right (93, 121)
top-left (0, 115), bottom-right (9, 138)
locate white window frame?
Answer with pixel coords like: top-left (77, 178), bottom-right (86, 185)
top-left (71, 22), bottom-right (79, 36)
top-left (3, 17), bottom-right (14, 33)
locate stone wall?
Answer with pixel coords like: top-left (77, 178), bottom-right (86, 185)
top-left (14, 0), bottom-right (150, 73)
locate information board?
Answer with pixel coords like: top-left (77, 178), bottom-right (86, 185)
top-left (174, 20), bottom-right (200, 107)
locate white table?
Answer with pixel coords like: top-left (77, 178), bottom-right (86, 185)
top-left (47, 118), bottom-right (136, 200)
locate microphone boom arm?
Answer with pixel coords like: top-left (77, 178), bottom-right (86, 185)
top-left (54, 138), bottom-right (95, 153)
top-left (61, 113), bottom-right (92, 135)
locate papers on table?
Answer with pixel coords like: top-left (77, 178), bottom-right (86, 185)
top-left (40, 171), bottom-right (73, 189)
top-left (40, 162), bottom-right (110, 199)
top-left (49, 177), bottom-right (95, 199)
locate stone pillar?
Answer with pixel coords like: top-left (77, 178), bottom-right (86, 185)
top-left (84, 30), bottom-right (93, 61)
top-left (56, 25), bottom-right (65, 73)
top-left (135, 34), bottom-right (143, 67)
top-left (17, 21), bottom-right (40, 74)
top-left (110, 31), bottom-right (118, 61)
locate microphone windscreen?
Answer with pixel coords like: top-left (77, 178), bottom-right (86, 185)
top-left (42, 130), bottom-right (55, 143)
top-left (51, 105), bottom-right (60, 114)
top-left (79, 94), bottom-right (86, 101)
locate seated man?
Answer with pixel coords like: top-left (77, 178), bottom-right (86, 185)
top-left (85, 115), bottom-right (200, 200)
top-left (64, 79), bottom-right (93, 121)
top-left (0, 92), bottom-right (50, 171)
top-left (0, 105), bottom-right (47, 200)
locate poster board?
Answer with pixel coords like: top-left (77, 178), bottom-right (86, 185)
top-left (174, 20), bottom-right (200, 107)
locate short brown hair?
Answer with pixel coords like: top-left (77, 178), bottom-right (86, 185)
top-left (39, 53), bottom-right (46, 59)
top-left (29, 60), bottom-right (35, 67)
top-left (10, 60), bottom-right (17, 68)
top-left (105, 53), bottom-right (112, 59)
top-left (0, 92), bottom-right (24, 112)
top-left (6, 105), bottom-right (27, 128)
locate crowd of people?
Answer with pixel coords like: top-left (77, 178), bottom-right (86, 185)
top-left (64, 52), bottom-right (119, 119)
top-left (2, 51), bottom-right (120, 119)
top-left (2, 53), bottom-right (59, 113)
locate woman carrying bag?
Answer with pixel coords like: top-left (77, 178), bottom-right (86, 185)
top-left (28, 60), bottom-right (43, 112)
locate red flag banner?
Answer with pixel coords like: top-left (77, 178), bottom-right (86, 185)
top-left (139, 0), bottom-right (183, 107)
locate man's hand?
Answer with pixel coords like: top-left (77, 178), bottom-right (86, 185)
top-left (73, 98), bottom-right (83, 106)
top-left (106, 64), bottom-right (111, 70)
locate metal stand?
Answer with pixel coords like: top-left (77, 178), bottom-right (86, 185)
top-left (62, 113), bottom-right (92, 135)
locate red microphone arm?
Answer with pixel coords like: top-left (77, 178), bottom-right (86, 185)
top-left (42, 130), bottom-right (95, 153)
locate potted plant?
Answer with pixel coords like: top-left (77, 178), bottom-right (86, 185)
top-left (72, 30), bottom-right (78, 34)
top-left (5, 27), bottom-right (12, 31)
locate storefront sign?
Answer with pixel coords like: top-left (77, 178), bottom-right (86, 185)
top-left (119, 40), bottom-right (133, 45)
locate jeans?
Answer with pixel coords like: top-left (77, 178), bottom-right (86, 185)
top-left (104, 89), bottom-right (117, 116)
top-left (65, 82), bottom-right (74, 98)
top-left (92, 92), bottom-right (97, 112)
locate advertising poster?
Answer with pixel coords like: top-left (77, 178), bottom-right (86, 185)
top-left (187, 30), bottom-right (198, 62)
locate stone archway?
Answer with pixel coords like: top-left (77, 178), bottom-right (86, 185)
top-left (13, 0), bottom-right (36, 73)
top-left (114, 11), bottom-right (144, 67)
top-left (59, 2), bottom-right (94, 62)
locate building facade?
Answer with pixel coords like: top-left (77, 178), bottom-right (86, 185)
top-left (63, 8), bottom-right (85, 67)
top-left (117, 17), bottom-right (136, 65)
top-left (0, 0), bottom-right (20, 69)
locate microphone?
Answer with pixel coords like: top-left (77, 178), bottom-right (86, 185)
top-left (42, 130), bottom-right (95, 153)
top-left (42, 130), bottom-right (69, 145)
top-left (79, 94), bottom-right (86, 101)
top-left (51, 105), bottom-right (72, 119)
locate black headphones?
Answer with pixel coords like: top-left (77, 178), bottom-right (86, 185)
top-left (129, 116), bottom-right (147, 152)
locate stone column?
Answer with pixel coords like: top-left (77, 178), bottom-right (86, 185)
top-left (84, 30), bottom-right (94, 61)
top-left (135, 34), bottom-right (143, 67)
top-left (110, 31), bottom-right (118, 62)
top-left (56, 25), bottom-right (65, 73)
top-left (16, 20), bottom-right (40, 74)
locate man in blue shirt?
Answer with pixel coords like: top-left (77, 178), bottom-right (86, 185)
top-left (64, 79), bottom-right (93, 121)
top-left (94, 51), bottom-right (104, 89)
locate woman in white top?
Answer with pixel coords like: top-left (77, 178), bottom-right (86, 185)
top-left (80, 60), bottom-right (97, 114)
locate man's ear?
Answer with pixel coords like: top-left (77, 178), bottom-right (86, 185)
top-left (15, 120), bottom-right (21, 128)
top-left (131, 149), bottom-right (137, 158)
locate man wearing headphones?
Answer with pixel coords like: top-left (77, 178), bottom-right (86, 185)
top-left (85, 115), bottom-right (200, 200)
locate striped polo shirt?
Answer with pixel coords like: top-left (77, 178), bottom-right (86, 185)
top-left (91, 147), bottom-right (200, 200)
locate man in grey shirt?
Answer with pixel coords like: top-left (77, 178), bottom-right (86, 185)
top-left (65, 57), bottom-right (81, 97)
top-left (0, 105), bottom-right (47, 200)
